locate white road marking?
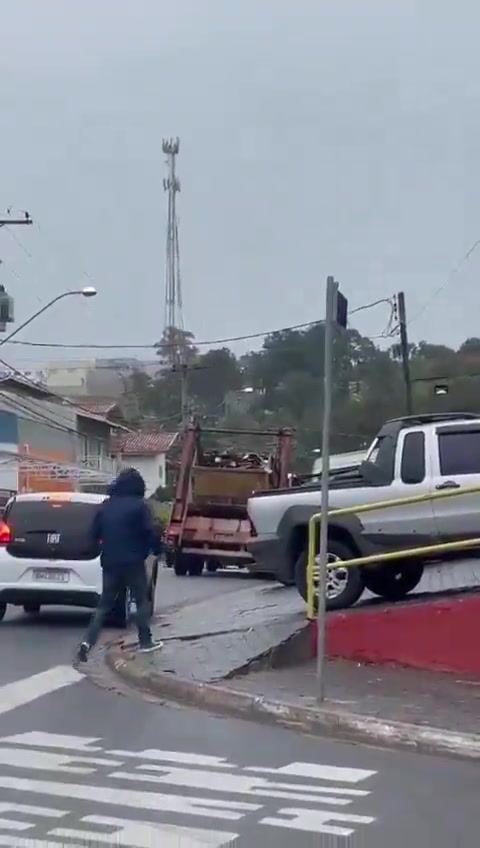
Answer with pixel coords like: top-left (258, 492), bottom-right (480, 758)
top-left (0, 732), bottom-right (378, 840)
top-left (0, 819), bottom-right (31, 832)
top-left (0, 668), bottom-right (82, 717)
top-left (52, 814), bottom-right (239, 847)
top-left (261, 808), bottom-right (376, 837)
top-left (0, 748), bottom-right (121, 774)
top-left (137, 764), bottom-right (370, 797)
top-left (0, 775), bottom-right (261, 821)
top-left (0, 839), bottom-right (83, 847)
top-left (248, 763), bottom-right (376, 783)
top-left (109, 749), bottom-right (234, 768)
top-left (0, 803), bottom-right (66, 818)
top-left (112, 769), bottom-right (353, 806)
top-left (0, 732), bottom-right (102, 752)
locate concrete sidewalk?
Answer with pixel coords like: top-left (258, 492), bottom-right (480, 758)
top-left (105, 582), bottom-right (480, 761)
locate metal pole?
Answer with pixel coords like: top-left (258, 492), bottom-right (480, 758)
top-left (397, 291), bottom-right (412, 415)
top-left (316, 275), bottom-right (337, 703)
top-left (0, 290), bottom-right (93, 347)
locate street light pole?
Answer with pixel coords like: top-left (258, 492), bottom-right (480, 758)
top-left (0, 287), bottom-right (97, 347)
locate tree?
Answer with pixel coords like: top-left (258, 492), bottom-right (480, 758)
top-left (189, 348), bottom-right (243, 413)
top-left (155, 326), bottom-right (197, 367)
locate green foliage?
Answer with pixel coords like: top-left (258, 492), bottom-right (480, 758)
top-left (128, 325), bottom-right (480, 474)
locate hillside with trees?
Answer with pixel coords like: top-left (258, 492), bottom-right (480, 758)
top-left (127, 324), bottom-right (480, 472)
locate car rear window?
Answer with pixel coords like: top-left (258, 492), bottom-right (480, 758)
top-left (5, 498), bottom-right (102, 561)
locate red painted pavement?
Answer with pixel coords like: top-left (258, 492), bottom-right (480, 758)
top-left (310, 593), bottom-right (480, 676)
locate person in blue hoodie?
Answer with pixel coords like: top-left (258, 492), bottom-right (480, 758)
top-left (76, 467), bottom-right (163, 663)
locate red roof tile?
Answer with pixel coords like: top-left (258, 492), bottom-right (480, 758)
top-left (112, 431), bottom-right (178, 456)
top-left (77, 399), bottom-right (118, 416)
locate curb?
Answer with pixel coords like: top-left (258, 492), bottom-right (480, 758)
top-left (105, 644), bottom-right (480, 762)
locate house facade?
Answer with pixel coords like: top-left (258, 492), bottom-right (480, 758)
top-left (111, 431), bottom-right (178, 497)
top-left (0, 377), bottom-right (121, 495)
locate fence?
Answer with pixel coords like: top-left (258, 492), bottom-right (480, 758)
top-left (306, 483), bottom-right (480, 620)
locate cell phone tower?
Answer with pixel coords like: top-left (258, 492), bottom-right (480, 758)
top-left (162, 137), bottom-right (183, 366)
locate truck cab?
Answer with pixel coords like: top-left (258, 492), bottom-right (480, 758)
top-left (246, 413), bottom-right (480, 609)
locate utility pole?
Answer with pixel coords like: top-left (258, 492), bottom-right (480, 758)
top-left (179, 364), bottom-right (189, 425)
top-left (316, 276), bottom-right (348, 703)
top-left (0, 211), bottom-right (33, 332)
top-left (397, 292), bottom-right (413, 415)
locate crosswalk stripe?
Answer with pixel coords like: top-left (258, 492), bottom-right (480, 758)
top-left (0, 838), bottom-right (84, 847)
top-left (0, 775), bottom-right (261, 820)
top-left (247, 763), bottom-right (376, 782)
top-left (51, 814), bottom-right (239, 847)
top-left (0, 731), bottom-right (378, 839)
top-left (111, 770), bottom-right (353, 806)
top-left (261, 807), bottom-right (376, 837)
top-left (0, 747), bottom-right (122, 774)
top-left (0, 732), bottom-right (102, 752)
top-left (0, 668), bottom-right (82, 717)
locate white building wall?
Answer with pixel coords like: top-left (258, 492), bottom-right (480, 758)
top-left (119, 454), bottom-right (166, 497)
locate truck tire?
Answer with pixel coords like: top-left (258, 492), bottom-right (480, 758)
top-left (165, 549), bottom-right (176, 569)
top-left (188, 558), bottom-right (204, 576)
top-left (295, 539), bottom-right (364, 611)
top-left (206, 559), bottom-right (219, 573)
top-left (174, 553), bottom-right (189, 576)
top-left (363, 562), bottom-right (424, 601)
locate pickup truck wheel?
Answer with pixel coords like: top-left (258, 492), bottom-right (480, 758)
top-left (206, 559), bottom-right (219, 573)
top-left (295, 540), bottom-right (364, 611)
top-left (363, 563), bottom-right (424, 601)
top-left (23, 603), bottom-right (41, 614)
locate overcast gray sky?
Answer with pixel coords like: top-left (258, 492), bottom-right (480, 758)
top-left (1, 0), bottom-right (479, 365)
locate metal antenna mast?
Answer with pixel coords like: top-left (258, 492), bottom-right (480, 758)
top-left (162, 137), bottom-right (183, 366)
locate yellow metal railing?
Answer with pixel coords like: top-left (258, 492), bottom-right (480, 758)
top-left (306, 483), bottom-right (480, 619)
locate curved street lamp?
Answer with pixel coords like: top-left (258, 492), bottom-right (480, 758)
top-left (0, 287), bottom-right (97, 347)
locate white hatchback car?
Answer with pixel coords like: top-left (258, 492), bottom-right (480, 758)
top-left (0, 491), bottom-right (158, 626)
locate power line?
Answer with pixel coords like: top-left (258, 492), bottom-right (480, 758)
top-left (4, 299), bottom-right (392, 351)
top-left (408, 236), bottom-right (480, 328)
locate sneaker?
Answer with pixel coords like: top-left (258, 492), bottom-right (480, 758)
top-left (138, 639), bottom-right (164, 653)
top-left (76, 642), bottom-right (90, 663)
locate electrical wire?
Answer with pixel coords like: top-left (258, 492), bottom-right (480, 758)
top-left (407, 237), bottom-right (480, 329)
top-left (5, 298), bottom-right (393, 351)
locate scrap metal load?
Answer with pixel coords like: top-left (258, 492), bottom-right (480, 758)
top-left (165, 422), bottom-right (294, 576)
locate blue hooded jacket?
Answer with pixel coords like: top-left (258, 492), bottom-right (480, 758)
top-left (92, 468), bottom-right (158, 571)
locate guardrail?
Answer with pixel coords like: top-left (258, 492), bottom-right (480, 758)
top-left (306, 483), bottom-right (480, 619)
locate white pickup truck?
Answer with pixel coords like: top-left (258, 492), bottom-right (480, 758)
top-left (246, 413), bottom-right (480, 609)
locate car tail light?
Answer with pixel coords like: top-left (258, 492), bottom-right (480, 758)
top-left (0, 521), bottom-right (11, 545)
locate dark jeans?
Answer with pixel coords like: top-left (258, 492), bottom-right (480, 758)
top-left (84, 564), bottom-right (152, 648)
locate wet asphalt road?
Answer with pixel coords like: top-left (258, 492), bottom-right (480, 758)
top-left (0, 567), bottom-right (477, 847)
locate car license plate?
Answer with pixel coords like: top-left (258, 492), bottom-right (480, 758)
top-left (34, 569), bottom-right (70, 583)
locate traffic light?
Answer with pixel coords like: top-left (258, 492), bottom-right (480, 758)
top-left (335, 289), bottom-right (348, 329)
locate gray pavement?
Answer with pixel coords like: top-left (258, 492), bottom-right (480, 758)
top-left (0, 567), bottom-right (251, 686)
top-left (0, 566), bottom-right (478, 846)
top-left (225, 658), bottom-right (480, 736)
top-left (0, 672), bottom-right (477, 846)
